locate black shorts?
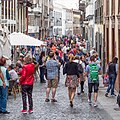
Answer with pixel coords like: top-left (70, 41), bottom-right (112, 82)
top-left (88, 83), bottom-right (99, 93)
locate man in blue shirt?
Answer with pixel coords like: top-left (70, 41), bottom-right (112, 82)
top-left (45, 52), bottom-right (60, 102)
top-left (85, 56), bottom-right (102, 107)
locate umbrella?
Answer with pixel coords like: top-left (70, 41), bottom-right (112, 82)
top-left (9, 32), bottom-right (44, 46)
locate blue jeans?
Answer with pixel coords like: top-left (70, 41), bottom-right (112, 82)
top-left (0, 86), bottom-right (8, 112)
top-left (40, 67), bottom-right (45, 82)
top-left (35, 54), bottom-right (39, 62)
top-left (106, 74), bottom-right (116, 95)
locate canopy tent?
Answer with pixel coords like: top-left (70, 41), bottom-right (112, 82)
top-left (9, 32), bottom-right (44, 46)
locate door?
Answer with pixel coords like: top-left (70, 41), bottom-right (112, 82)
top-left (118, 29), bottom-right (120, 90)
top-left (106, 28), bottom-right (109, 63)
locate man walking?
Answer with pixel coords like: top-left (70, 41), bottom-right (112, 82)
top-left (45, 52), bottom-right (60, 102)
top-left (85, 56), bottom-right (102, 107)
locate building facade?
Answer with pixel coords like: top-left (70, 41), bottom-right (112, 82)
top-left (0, 0), bottom-right (18, 33)
top-left (28, 0), bottom-right (54, 39)
top-left (94, 0), bottom-right (103, 63)
top-left (64, 8), bottom-right (73, 36)
top-left (73, 10), bottom-right (81, 35)
top-left (53, 2), bottom-right (63, 36)
top-left (103, 0), bottom-right (120, 90)
top-left (85, 0), bottom-right (95, 47)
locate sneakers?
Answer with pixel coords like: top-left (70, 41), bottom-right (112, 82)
top-left (28, 110), bottom-right (33, 114)
top-left (93, 103), bottom-right (98, 107)
top-left (21, 110), bottom-right (27, 114)
top-left (88, 99), bottom-right (92, 105)
top-left (2, 111), bottom-right (10, 114)
top-left (105, 93), bottom-right (108, 97)
top-left (21, 110), bottom-right (33, 114)
top-left (111, 94), bottom-right (116, 97)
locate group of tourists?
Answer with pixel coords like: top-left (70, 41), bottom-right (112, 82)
top-left (0, 34), bottom-right (119, 114)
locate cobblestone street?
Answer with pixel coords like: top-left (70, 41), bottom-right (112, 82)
top-left (0, 72), bottom-right (114, 120)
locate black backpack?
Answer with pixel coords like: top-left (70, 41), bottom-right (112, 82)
top-left (77, 63), bottom-right (83, 74)
top-left (107, 63), bottom-right (116, 75)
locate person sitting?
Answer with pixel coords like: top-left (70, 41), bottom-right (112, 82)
top-left (8, 64), bottom-right (19, 83)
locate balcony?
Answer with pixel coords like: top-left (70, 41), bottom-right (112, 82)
top-left (18, 0), bottom-right (33, 7)
top-left (116, 14), bottom-right (120, 29)
top-left (32, 6), bottom-right (42, 14)
top-left (49, 4), bottom-right (53, 10)
top-left (50, 21), bottom-right (54, 27)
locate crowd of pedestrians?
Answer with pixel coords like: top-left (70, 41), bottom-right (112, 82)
top-left (0, 34), bottom-right (119, 114)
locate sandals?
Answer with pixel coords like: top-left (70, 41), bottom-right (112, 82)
top-left (45, 98), bottom-right (57, 102)
top-left (51, 99), bottom-right (57, 102)
top-left (45, 98), bottom-right (50, 102)
top-left (70, 101), bottom-right (73, 107)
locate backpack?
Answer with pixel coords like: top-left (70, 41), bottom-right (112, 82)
top-left (107, 63), bottom-right (116, 75)
top-left (89, 64), bottom-right (99, 83)
top-left (77, 63), bottom-right (83, 74)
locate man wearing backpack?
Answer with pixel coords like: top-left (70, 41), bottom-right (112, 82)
top-left (85, 56), bottom-right (102, 107)
top-left (105, 57), bottom-right (118, 97)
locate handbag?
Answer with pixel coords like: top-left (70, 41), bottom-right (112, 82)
top-left (103, 74), bottom-right (109, 87)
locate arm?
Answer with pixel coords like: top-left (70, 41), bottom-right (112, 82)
top-left (63, 64), bottom-right (67, 75)
top-left (98, 65), bottom-right (102, 75)
top-left (0, 69), bottom-right (4, 82)
top-left (0, 69), bottom-right (6, 88)
top-left (20, 67), bottom-right (26, 84)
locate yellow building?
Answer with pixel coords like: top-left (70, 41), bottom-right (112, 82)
top-left (103, 0), bottom-right (120, 90)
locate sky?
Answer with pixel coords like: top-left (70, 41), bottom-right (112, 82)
top-left (54, 0), bottom-right (79, 9)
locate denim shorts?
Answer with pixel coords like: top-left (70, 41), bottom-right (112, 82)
top-left (88, 83), bottom-right (99, 93)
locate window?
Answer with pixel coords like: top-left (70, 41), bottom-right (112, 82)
top-left (106, 0), bottom-right (109, 16)
top-left (118, 0), bottom-right (120, 14)
top-left (111, 0), bottom-right (115, 15)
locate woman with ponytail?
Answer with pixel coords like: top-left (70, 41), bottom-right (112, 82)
top-left (63, 54), bottom-right (80, 107)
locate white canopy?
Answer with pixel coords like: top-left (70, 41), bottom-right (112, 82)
top-left (9, 32), bottom-right (44, 46)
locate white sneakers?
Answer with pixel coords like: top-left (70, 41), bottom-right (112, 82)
top-left (88, 99), bottom-right (98, 107)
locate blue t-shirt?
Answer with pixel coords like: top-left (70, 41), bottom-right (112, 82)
top-left (85, 63), bottom-right (101, 84)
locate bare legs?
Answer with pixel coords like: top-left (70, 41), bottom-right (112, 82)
top-left (68, 87), bottom-right (76, 107)
top-left (52, 88), bottom-right (56, 99)
top-left (46, 88), bottom-right (51, 99)
top-left (94, 92), bottom-right (98, 103)
top-left (46, 88), bottom-right (57, 101)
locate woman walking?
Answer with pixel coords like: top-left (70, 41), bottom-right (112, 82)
top-left (63, 54), bottom-right (80, 107)
top-left (19, 56), bottom-right (35, 114)
top-left (38, 51), bottom-right (46, 83)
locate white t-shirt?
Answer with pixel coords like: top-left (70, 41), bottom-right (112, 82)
top-left (9, 69), bottom-right (19, 82)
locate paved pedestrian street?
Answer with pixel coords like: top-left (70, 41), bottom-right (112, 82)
top-left (0, 73), bottom-right (113, 120)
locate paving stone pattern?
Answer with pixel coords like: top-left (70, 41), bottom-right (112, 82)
top-left (0, 72), bottom-right (113, 120)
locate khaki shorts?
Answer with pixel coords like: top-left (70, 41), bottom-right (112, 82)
top-left (47, 77), bottom-right (58, 88)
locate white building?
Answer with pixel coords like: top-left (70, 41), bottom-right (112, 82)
top-left (0, 0), bottom-right (18, 33)
top-left (85, 0), bottom-right (95, 47)
top-left (53, 2), bottom-right (63, 36)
